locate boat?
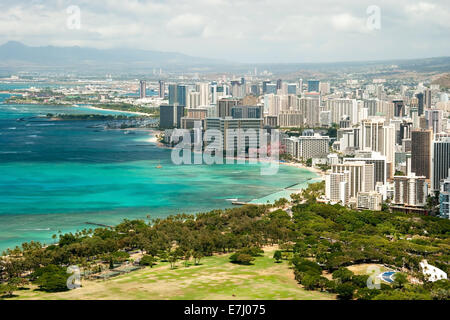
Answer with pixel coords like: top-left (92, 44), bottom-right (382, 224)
top-left (156, 160), bottom-right (162, 169)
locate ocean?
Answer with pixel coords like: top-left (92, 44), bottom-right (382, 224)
top-left (0, 83), bottom-right (317, 251)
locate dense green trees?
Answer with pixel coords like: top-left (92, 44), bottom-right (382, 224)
top-left (229, 247), bottom-right (263, 265)
top-left (273, 250), bottom-right (282, 263)
top-left (392, 273), bottom-right (408, 289)
top-left (103, 251), bottom-right (130, 265)
top-left (288, 201), bottom-right (449, 299)
top-left (335, 283), bottom-right (356, 300)
top-left (0, 282), bottom-right (17, 298)
top-left (229, 253), bottom-right (254, 265)
top-left (0, 277), bottom-right (24, 297)
top-left (139, 255), bottom-right (156, 267)
top-left (0, 198), bottom-right (448, 300)
top-left (332, 268), bottom-right (354, 283)
top-left (32, 265), bottom-right (70, 292)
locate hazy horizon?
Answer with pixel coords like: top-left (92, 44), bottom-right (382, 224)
top-left (2, 40), bottom-right (450, 66)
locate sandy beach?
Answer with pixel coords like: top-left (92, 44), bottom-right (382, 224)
top-left (140, 129), bottom-right (326, 179)
top-left (280, 161), bottom-right (325, 178)
top-left (114, 128), bottom-right (326, 181)
top-left (222, 154), bottom-right (325, 179)
top-left (74, 105), bottom-right (153, 116)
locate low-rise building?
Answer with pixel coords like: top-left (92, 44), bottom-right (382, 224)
top-left (357, 191), bottom-right (382, 211)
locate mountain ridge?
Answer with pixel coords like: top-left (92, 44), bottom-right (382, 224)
top-left (0, 41), bottom-right (226, 71)
top-left (1, 41), bottom-right (449, 75)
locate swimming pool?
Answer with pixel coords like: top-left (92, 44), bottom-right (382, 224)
top-left (380, 271), bottom-right (397, 283)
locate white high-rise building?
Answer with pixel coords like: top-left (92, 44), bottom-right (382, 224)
top-left (358, 103), bottom-right (369, 122)
top-left (196, 83), bottom-right (210, 107)
top-left (331, 161), bottom-right (375, 198)
top-left (382, 124), bottom-right (396, 175)
top-left (393, 173), bottom-right (428, 207)
top-left (325, 171), bottom-right (349, 204)
top-left (278, 111), bottom-right (303, 128)
top-left (432, 137), bottom-right (450, 191)
top-left (376, 100), bottom-right (394, 120)
top-left (283, 134), bottom-right (330, 160)
top-left (360, 118), bottom-right (395, 177)
top-left (275, 95), bottom-right (289, 113)
top-left (364, 99), bottom-right (378, 116)
top-left (210, 84), bottom-right (218, 105)
top-left (299, 97), bottom-right (320, 127)
top-left (440, 173), bottom-right (450, 219)
top-left (325, 99), bottom-right (358, 125)
top-left (298, 79), bottom-right (303, 94)
top-left (344, 151), bottom-right (387, 186)
top-left (264, 94), bottom-right (288, 116)
top-left (297, 134), bottom-right (330, 160)
top-left (337, 128), bottom-right (358, 153)
top-left (187, 91), bottom-right (201, 109)
top-left (204, 118), bottom-right (263, 152)
top-left (327, 153), bottom-right (339, 165)
top-left (264, 94), bottom-right (275, 115)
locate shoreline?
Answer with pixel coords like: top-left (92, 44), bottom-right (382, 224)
top-left (144, 130), bottom-right (325, 179)
top-left (0, 127), bottom-right (322, 251)
top-left (143, 131), bottom-right (325, 204)
top-left (73, 105), bottom-right (155, 116)
top-left (2, 100), bottom-right (157, 117)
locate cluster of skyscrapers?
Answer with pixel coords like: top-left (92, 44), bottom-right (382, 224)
top-left (154, 77), bottom-right (450, 218)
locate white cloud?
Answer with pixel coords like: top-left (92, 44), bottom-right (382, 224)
top-left (330, 13), bottom-right (367, 33)
top-left (0, 0), bottom-right (448, 62)
top-left (405, 1), bottom-right (450, 28)
top-left (406, 2), bottom-right (436, 14)
top-left (166, 14), bottom-right (209, 38)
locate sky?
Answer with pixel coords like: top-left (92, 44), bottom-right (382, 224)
top-left (0, 0), bottom-right (449, 63)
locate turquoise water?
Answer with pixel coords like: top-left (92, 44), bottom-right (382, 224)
top-left (248, 177), bottom-right (323, 204)
top-left (0, 87), bottom-right (317, 251)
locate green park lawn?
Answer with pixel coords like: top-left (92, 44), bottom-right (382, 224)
top-left (9, 248), bottom-right (335, 300)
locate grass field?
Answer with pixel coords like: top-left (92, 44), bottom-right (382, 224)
top-left (9, 248), bottom-right (335, 300)
top-left (346, 264), bottom-right (392, 275)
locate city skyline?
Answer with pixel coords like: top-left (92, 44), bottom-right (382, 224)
top-left (0, 0), bottom-right (449, 304)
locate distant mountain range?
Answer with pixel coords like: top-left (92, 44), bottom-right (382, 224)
top-left (0, 41), bottom-right (449, 76)
top-left (0, 41), bottom-right (226, 73)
